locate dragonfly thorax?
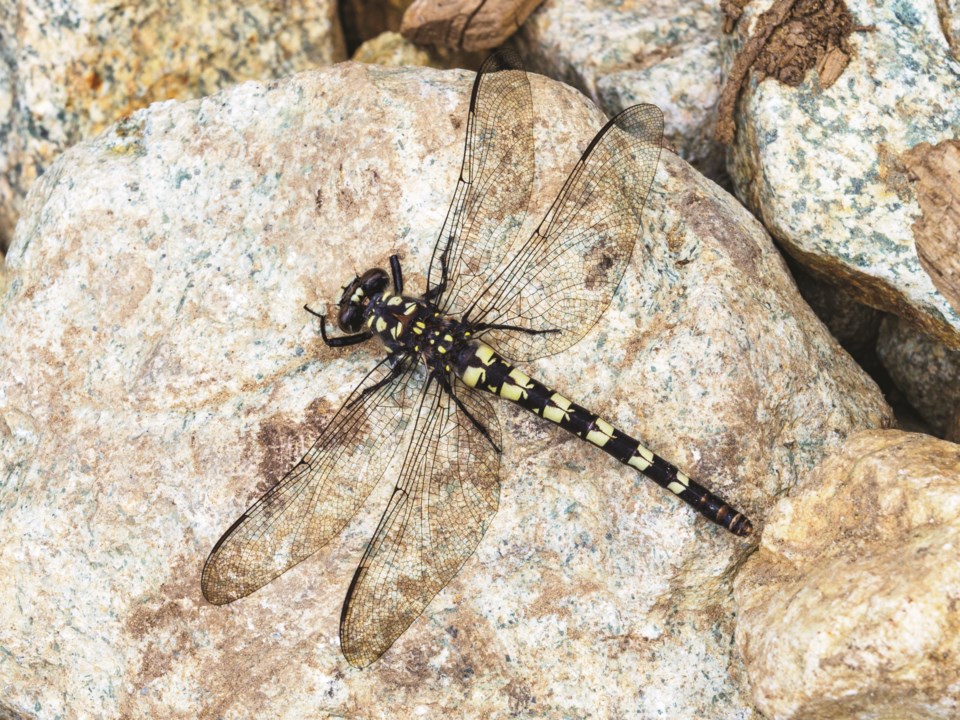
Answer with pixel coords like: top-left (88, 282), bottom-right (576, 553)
top-left (365, 292), bottom-right (469, 368)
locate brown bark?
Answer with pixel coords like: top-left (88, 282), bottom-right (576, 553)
top-left (902, 140), bottom-right (960, 317)
top-left (401, 0), bottom-right (544, 51)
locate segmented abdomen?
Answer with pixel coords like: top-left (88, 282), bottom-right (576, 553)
top-left (456, 341), bottom-right (752, 536)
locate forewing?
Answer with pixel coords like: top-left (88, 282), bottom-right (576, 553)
top-left (427, 49), bottom-right (534, 318)
top-left (339, 376), bottom-right (501, 667)
top-left (466, 104), bottom-right (664, 361)
top-left (201, 356), bottom-right (423, 605)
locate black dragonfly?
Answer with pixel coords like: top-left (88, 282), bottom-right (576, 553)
top-left (202, 50), bottom-right (752, 668)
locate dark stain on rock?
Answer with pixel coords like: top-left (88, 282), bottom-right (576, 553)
top-left (255, 396), bottom-right (335, 491)
top-left (680, 189), bottom-right (761, 275)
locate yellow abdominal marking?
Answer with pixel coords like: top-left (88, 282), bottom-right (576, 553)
top-left (628, 444), bottom-right (655, 472)
top-left (375, 318), bottom-right (388, 333)
top-left (475, 343), bottom-right (497, 366)
top-left (586, 417), bottom-right (616, 448)
top-left (500, 368), bottom-right (534, 402)
top-left (676, 471), bottom-right (691, 487)
top-left (462, 366), bottom-right (485, 387)
top-left (543, 393), bottom-right (572, 424)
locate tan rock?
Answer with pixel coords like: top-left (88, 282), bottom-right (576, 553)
top-left (352, 30), bottom-right (484, 69)
top-left (401, 0), bottom-right (544, 51)
top-left (736, 430), bottom-right (960, 720)
top-left (0, 0), bottom-right (346, 252)
top-left (0, 61), bottom-right (889, 717)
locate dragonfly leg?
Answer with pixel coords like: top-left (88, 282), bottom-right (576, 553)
top-left (347, 357), bottom-right (409, 408)
top-left (441, 373), bottom-right (501, 453)
top-left (424, 250), bottom-right (449, 302)
top-left (307, 308), bottom-right (374, 347)
top-left (389, 255), bottom-right (404, 294)
top-left (473, 322), bottom-right (561, 336)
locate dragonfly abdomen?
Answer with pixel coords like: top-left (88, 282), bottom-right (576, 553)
top-left (457, 341), bottom-right (752, 537)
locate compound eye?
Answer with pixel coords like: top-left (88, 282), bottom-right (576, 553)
top-left (359, 268), bottom-right (389, 295)
top-left (337, 303), bottom-right (364, 333)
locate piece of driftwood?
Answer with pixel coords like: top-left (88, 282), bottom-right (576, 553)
top-left (902, 140), bottom-right (960, 316)
top-left (401, 0), bottom-right (544, 51)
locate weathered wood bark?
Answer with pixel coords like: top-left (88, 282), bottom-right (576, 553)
top-left (401, 0), bottom-right (544, 51)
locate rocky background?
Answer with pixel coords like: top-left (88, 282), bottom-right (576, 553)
top-left (1, 0), bottom-right (958, 718)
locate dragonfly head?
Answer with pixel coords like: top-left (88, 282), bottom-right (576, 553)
top-left (336, 268), bottom-right (390, 333)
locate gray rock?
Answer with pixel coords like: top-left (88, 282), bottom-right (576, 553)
top-left (0, 62), bottom-right (889, 718)
top-left (877, 315), bottom-right (960, 436)
top-left (514, 0), bottom-right (728, 179)
top-left (723, 0), bottom-right (960, 350)
top-left (736, 430), bottom-right (960, 720)
top-left (0, 0), bottom-right (346, 251)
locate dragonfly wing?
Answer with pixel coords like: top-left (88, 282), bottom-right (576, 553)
top-left (201, 355), bottom-right (424, 605)
top-left (468, 104), bottom-right (664, 362)
top-left (339, 375), bottom-right (501, 667)
top-left (427, 49), bottom-right (534, 318)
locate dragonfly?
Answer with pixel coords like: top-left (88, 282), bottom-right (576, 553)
top-left (201, 50), bottom-right (752, 668)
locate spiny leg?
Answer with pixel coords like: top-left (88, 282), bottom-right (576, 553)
top-left (472, 322), bottom-right (561, 336)
top-left (424, 248), bottom-right (450, 302)
top-left (346, 356), bottom-right (410, 408)
top-left (439, 372), bottom-right (501, 453)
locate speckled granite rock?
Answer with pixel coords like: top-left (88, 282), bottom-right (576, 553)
top-left (514, 0), bottom-right (729, 179)
top-left (723, 0), bottom-right (960, 350)
top-left (0, 62), bottom-right (890, 718)
top-left (0, 0), bottom-right (346, 252)
top-left (877, 315), bottom-right (960, 436)
top-left (735, 430), bottom-right (960, 720)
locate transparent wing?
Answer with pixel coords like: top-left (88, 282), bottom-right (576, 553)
top-left (426, 48), bottom-right (534, 318)
top-left (464, 104), bottom-right (664, 362)
top-left (339, 375), bottom-right (501, 667)
top-left (201, 355), bottom-right (423, 605)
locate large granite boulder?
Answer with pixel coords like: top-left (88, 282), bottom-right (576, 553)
top-left (0, 61), bottom-right (889, 718)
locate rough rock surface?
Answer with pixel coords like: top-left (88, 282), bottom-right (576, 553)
top-left (723, 0), bottom-right (960, 350)
top-left (0, 0), bottom-right (346, 251)
top-left (736, 430), bottom-right (960, 720)
top-left (514, 0), bottom-right (729, 179)
top-left (877, 315), bottom-right (960, 436)
top-left (0, 62), bottom-right (890, 718)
